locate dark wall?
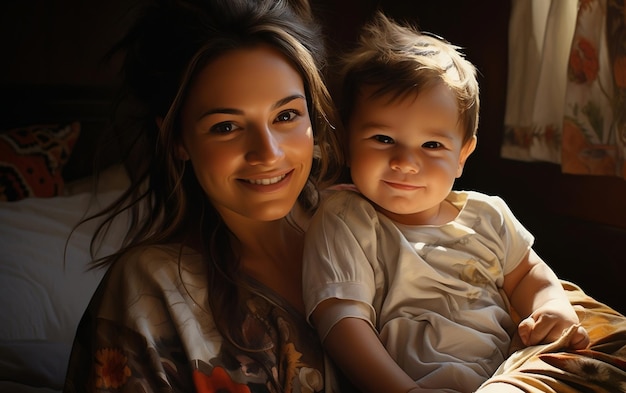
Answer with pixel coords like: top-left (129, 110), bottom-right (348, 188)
top-left (0, 0), bottom-right (134, 88)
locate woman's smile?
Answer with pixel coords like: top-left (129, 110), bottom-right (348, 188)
top-left (239, 170), bottom-right (293, 189)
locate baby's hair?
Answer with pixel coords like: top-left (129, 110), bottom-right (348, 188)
top-left (338, 11), bottom-right (480, 144)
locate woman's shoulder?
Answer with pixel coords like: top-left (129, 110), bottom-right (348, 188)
top-left (80, 243), bottom-right (219, 378)
top-left (105, 243), bottom-right (205, 291)
top-left (113, 242), bottom-right (200, 266)
top-left (94, 243), bottom-right (210, 324)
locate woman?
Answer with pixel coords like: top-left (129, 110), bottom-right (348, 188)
top-left (63, 0), bottom-right (348, 391)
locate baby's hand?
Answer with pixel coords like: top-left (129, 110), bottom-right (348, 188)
top-left (517, 303), bottom-right (589, 349)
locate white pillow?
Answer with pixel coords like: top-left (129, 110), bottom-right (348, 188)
top-left (0, 189), bottom-right (127, 388)
top-left (63, 163), bottom-right (130, 196)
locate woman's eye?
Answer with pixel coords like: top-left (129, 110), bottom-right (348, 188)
top-left (276, 110), bottom-right (299, 123)
top-left (423, 141), bottom-right (443, 149)
top-left (210, 122), bottom-right (236, 134)
top-left (373, 134), bottom-right (394, 144)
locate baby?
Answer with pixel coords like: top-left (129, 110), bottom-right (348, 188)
top-left (302, 12), bottom-right (589, 393)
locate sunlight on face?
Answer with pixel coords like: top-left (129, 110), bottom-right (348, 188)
top-left (347, 84), bottom-right (475, 225)
top-left (178, 45), bottom-right (314, 224)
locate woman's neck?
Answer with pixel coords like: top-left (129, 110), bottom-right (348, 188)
top-left (228, 213), bottom-right (307, 314)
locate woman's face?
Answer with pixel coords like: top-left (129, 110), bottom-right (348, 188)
top-left (178, 45), bottom-right (314, 224)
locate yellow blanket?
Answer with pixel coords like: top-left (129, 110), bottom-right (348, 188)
top-left (477, 281), bottom-right (626, 392)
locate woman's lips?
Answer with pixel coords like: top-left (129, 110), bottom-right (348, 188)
top-left (243, 173), bottom-right (287, 185)
top-left (239, 170), bottom-right (293, 191)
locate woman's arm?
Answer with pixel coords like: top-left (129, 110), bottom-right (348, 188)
top-left (313, 298), bottom-right (421, 393)
top-left (503, 249), bottom-right (589, 348)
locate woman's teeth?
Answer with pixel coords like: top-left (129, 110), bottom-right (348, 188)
top-left (246, 174), bottom-right (286, 185)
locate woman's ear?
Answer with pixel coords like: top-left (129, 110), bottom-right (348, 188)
top-left (157, 116), bottom-right (190, 161)
top-left (177, 144), bottom-right (190, 161)
top-left (456, 135), bottom-right (477, 178)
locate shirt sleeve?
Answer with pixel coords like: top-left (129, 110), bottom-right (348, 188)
top-left (302, 191), bottom-right (381, 340)
top-left (64, 245), bottom-right (208, 392)
top-left (483, 193), bottom-right (535, 276)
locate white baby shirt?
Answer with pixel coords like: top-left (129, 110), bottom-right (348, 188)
top-left (302, 190), bottom-right (535, 392)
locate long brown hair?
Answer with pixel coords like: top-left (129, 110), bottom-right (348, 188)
top-left (76, 0), bottom-right (343, 384)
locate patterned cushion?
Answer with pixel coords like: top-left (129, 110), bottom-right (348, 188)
top-left (0, 122), bottom-right (81, 201)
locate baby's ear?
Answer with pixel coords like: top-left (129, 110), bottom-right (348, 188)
top-left (456, 135), bottom-right (477, 178)
top-left (156, 116), bottom-right (190, 161)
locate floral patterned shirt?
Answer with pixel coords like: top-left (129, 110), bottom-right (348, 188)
top-left (63, 244), bottom-right (332, 393)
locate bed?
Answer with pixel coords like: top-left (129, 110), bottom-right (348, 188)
top-left (0, 87), bottom-right (130, 392)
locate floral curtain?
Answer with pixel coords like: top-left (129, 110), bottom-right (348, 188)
top-left (501, 0), bottom-right (626, 179)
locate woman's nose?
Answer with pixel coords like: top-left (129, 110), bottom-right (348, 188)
top-left (390, 149), bottom-right (420, 174)
top-left (245, 125), bottom-right (284, 165)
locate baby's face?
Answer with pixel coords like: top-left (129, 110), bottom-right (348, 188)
top-left (347, 83), bottom-right (475, 225)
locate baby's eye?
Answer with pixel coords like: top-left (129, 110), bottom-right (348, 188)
top-left (422, 141), bottom-right (443, 149)
top-left (210, 122), bottom-right (238, 134)
top-left (276, 110), bottom-right (299, 123)
top-left (373, 134), bottom-right (394, 144)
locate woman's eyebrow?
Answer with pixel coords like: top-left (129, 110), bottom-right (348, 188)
top-left (272, 94), bottom-right (306, 110)
top-left (200, 107), bottom-right (242, 118)
top-left (198, 94), bottom-right (306, 120)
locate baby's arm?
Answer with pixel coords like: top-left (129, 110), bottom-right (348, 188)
top-left (503, 249), bottom-right (589, 349)
top-left (312, 298), bottom-right (422, 393)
